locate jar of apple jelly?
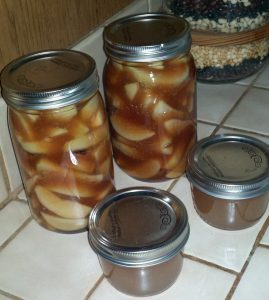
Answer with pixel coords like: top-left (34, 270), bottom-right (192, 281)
top-left (103, 13), bottom-right (197, 182)
top-left (0, 49), bottom-right (115, 233)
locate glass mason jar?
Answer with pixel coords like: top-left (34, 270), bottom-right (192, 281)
top-left (0, 50), bottom-right (115, 233)
top-left (103, 13), bottom-right (197, 182)
top-left (163, 0), bottom-right (269, 83)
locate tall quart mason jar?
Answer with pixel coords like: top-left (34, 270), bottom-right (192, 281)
top-left (0, 50), bottom-right (115, 233)
top-left (103, 13), bottom-right (197, 182)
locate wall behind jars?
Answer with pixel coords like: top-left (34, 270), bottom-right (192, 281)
top-left (0, 0), bottom-right (139, 208)
top-left (0, 0), bottom-right (133, 72)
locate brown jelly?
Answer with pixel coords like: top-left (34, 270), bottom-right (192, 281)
top-left (187, 134), bottom-right (269, 230)
top-left (88, 187), bottom-right (189, 296)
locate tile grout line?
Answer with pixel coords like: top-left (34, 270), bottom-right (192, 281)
top-left (0, 146), bottom-right (11, 193)
top-left (219, 124), bottom-right (269, 138)
top-left (182, 253), bottom-right (238, 276)
top-left (0, 289), bottom-right (24, 300)
top-left (258, 243), bottom-right (269, 250)
top-left (84, 274), bottom-right (105, 299)
top-left (167, 178), bottom-right (180, 192)
top-left (209, 62), bottom-right (268, 136)
top-left (225, 215), bottom-right (269, 299)
top-left (211, 84), bottom-right (254, 136)
top-left (233, 61), bottom-right (269, 90)
top-left (0, 216), bottom-right (32, 252)
top-left (0, 185), bottom-right (24, 210)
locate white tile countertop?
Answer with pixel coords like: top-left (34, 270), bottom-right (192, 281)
top-left (0, 1), bottom-right (269, 299)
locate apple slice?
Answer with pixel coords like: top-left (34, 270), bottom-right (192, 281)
top-left (112, 138), bottom-right (142, 160)
top-left (64, 125), bottom-right (107, 151)
top-left (164, 134), bottom-right (196, 171)
top-left (127, 63), bottom-right (189, 87)
top-left (88, 107), bottom-right (105, 128)
top-left (124, 82), bottom-right (139, 101)
top-left (79, 93), bottom-right (101, 122)
top-left (150, 61), bottom-right (164, 70)
top-left (11, 110), bottom-right (35, 140)
top-left (19, 139), bottom-right (58, 154)
top-left (47, 127), bottom-right (68, 137)
top-left (165, 158), bottom-right (186, 179)
top-left (147, 135), bottom-right (173, 155)
top-left (164, 119), bottom-right (191, 136)
top-left (41, 212), bottom-right (88, 231)
top-left (40, 170), bottom-right (105, 198)
top-left (152, 100), bottom-right (183, 120)
top-left (94, 182), bottom-right (115, 202)
top-left (49, 105), bottom-right (77, 122)
top-left (164, 144), bottom-right (187, 170)
top-left (68, 119), bottom-right (89, 137)
top-left (97, 156), bottom-right (112, 174)
top-left (35, 185), bottom-right (91, 219)
top-left (36, 158), bottom-right (62, 173)
top-left (110, 113), bottom-right (155, 141)
top-left (70, 153), bottom-right (96, 174)
top-left (124, 159), bottom-right (161, 179)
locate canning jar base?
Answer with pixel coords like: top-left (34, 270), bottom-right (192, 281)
top-left (193, 204), bottom-right (265, 231)
top-left (99, 253), bottom-right (183, 297)
top-left (32, 215), bottom-right (88, 234)
top-left (191, 187), bottom-right (269, 231)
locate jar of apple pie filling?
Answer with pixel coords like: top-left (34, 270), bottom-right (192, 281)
top-left (103, 13), bottom-right (197, 181)
top-left (0, 49), bottom-right (115, 233)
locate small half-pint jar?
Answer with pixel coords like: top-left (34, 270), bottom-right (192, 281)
top-left (88, 187), bottom-right (189, 297)
top-left (186, 134), bottom-right (269, 230)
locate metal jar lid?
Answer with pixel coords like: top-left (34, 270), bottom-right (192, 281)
top-left (186, 134), bottom-right (269, 200)
top-left (0, 49), bottom-right (99, 110)
top-left (88, 187), bottom-right (189, 267)
top-left (103, 13), bottom-right (191, 62)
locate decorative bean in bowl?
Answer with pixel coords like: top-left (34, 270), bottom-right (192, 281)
top-left (163, 0), bottom-right (269, 83)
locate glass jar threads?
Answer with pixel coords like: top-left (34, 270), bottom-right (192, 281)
top-left (88, 187), bottom-right (190, 297)
top-left (103, 13), bottom-right (197, 182)
top-left (1, 49), bottom-right (115, 233)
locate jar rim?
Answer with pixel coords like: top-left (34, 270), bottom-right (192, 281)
top-left (103, 13), bottom-right (191, 62)
top-left (186, 134), bottom-right (269, 200)
top-left (88, 187), bottom-right (190, 267)
top-left (0, 49), bottom-right (99, 110)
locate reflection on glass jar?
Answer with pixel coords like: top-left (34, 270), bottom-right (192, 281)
top-left (1, 50), bottom-right (115, 233)
top-left (103, 13), bottom-right (197, 182)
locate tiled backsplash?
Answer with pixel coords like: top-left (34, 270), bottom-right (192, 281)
top-left (1, 0), bottom-right (269, 299)
top-left (0, 0), bottom-right (162, 206)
